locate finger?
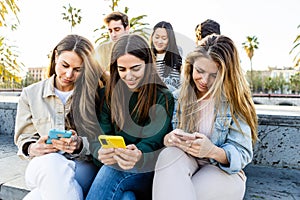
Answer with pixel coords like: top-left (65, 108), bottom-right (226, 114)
top-left (194, 132), bottom-right (204, 138)
top-left (35, 144), bottom-right (57, 156)
top-left (39, 135), bottom-right (49, 143)
top-left (63, 144), bottom-right (71, 152)
top-left (114, 155), bottom-right (134, 170)
top-left (117, 151), bottom-right (136, 162)
top-left (98, 148), bottom-right (115, 159)
top-left (42, 147), bottom-right (58, 155)
top-left (125, 144), bottom-right (136, 150)
top-left (100, 153), bottom-right (117, 165)
top-left (69, 129), bottom-right (77, 136)
top-left (165, 134), bottom-right (181, 146)
top-left (99, 147), bottom-right (114, 154)
top-left (60, 137), bottom-right (72, 145)
top-left (176, 143), bottom-right (191, 152)
top-left (102, 159), bottom-right (116, 165)
top-left (51, 140), bottom-right (66, 149)
top-left (115, 148), bottom-right (134, 161)
top-left (171, 135), bottom-right (183, 143)
top-left (186, 140), bottom-right (193, 147)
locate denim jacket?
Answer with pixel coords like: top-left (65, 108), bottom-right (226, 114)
top-left (172, 89), bottom-right (254, 174)
top-left (14, 75), bottom-right (90, 160)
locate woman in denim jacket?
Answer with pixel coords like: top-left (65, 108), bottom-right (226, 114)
top-left (153, 34), bottom-right (258, 200)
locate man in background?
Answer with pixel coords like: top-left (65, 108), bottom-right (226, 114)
top-left (95, 11), bottom-right (130, 75)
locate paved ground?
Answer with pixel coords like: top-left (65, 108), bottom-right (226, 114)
top-left (0, 135), bottom-right (299, 200)
top-left (0, 136), bottom-right (29, 200)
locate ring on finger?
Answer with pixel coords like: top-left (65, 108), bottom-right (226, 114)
top-left (71, 136), bottom-right (77, 142)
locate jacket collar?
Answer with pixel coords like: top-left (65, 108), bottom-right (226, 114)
top-left (42, 75), bottom-right (56, 98)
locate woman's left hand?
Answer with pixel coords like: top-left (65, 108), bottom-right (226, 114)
top-left (114, 144), bottom-right (142, 170)
top-left (184, 132), bottom-right (216, 158)
top-left (52, 130), bottom-right (82, 154)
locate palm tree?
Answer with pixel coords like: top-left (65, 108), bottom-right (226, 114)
top-left (0, 0), bottom-right (23, 88)
top-left (242, 36), bottom-right (259, 93)
top-left (62, 3), bottom-right (82, 32)
top-left (94, 0), bottom-right (150, 45)
top-left (289, 25), bottom-right (300, 67)
top-left (0, 0), bottom-right (20, 28)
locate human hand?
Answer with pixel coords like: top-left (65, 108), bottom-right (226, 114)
top-left (52, 130), bottom-right (82, 154)
top-left (28, 135), bottom-right (58, 157)
top-left (98, 147), bottom-right (117, 165)
top-left (164, 129), bottom-right (195, 150)
top-left (114, 144), bottom-right (142, 170)
top-left (185, 132), bottom-right (216, 158)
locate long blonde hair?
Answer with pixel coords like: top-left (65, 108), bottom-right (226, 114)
top-left (68, 35), bottom-right (108, 139)
top-left (178, 35), bottom-right (258, 143)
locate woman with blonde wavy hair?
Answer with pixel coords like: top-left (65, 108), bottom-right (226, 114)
top-left (153, 34), bottom-right (258, 200)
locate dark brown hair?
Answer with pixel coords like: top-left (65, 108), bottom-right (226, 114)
top-left (107, 34), bottom-right (169, 129)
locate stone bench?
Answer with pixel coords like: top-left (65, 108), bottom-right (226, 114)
top-left (0, 100), bottom-right (299, 199)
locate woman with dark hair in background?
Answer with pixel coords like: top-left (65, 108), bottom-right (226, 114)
top-left (150, 21), bottom-right (182, 92)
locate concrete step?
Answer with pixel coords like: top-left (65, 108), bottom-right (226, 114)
top-left (0, 136), bottom-right (29, 200)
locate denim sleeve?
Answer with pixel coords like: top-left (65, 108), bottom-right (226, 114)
top-left (218, 119), bottom-right (253, 174)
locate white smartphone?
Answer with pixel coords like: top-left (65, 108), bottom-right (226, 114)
top-left (174, 131), bottom-right (196, 140)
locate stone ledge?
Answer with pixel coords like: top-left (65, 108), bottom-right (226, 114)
top-left (244, 164), bottom-right (300, 200)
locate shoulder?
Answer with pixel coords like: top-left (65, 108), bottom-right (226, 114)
top-left (21, 77), bottom-right (54, 99)
top-left (96, 41), bottom-right (113, 52)
top-left (158, 87), bottom-right (172, 95)
top-left (22, 78), bottom-right (50, 93)
top-left (157, 87), bottom-right (174, 101)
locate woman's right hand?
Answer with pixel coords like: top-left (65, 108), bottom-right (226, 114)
top-left (164, 129), bottom-right (195, 148)
top-left (98, 147), bottom-right (117, 165)
top-left (28, 135), bottom-right (58, 157)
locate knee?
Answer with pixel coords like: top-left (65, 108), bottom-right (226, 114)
top-left (27, 153), bottom-right (75, 176)
top-left (155, 147), bottom-right (187, 171)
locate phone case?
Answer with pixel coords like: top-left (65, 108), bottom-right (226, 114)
top-left (98, 135), bottom-right (126, 148)
top-left (46, 129), bottom-right (72, 144)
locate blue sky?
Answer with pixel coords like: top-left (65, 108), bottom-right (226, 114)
top-left (6, 0), bottom-right (300, 73)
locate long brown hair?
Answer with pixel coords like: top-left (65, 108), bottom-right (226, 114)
top-left (106, 34), bottom-right (168, 129)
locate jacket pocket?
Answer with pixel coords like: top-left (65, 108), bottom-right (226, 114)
top-left (212, 116), bottom-right (232, 145)
top-left (32, 117), bottom-right (52, 136)
top-left (214, 116), bottom-right (231, 133)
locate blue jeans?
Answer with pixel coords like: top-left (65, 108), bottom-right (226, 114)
top-left (86, 165), bottom-right (154, 200)
top-left (74, 160), bottom-right (99, 197)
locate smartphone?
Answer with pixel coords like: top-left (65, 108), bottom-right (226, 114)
top-left (46, 129), bottom-right (72, 144)
top-left (174, 131), bottom-right (196, 140)
top-left (98, 135), bottom-right (126, 148)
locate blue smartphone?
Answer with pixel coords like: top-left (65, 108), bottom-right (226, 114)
top-left (46, 129), bottom-right (72, 144)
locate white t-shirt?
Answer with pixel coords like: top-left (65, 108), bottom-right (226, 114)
top-left (54, 89), bottom-right (73, 105)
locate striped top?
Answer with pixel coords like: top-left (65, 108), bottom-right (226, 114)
top-left (156, 59), bottom-right (181, 92)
